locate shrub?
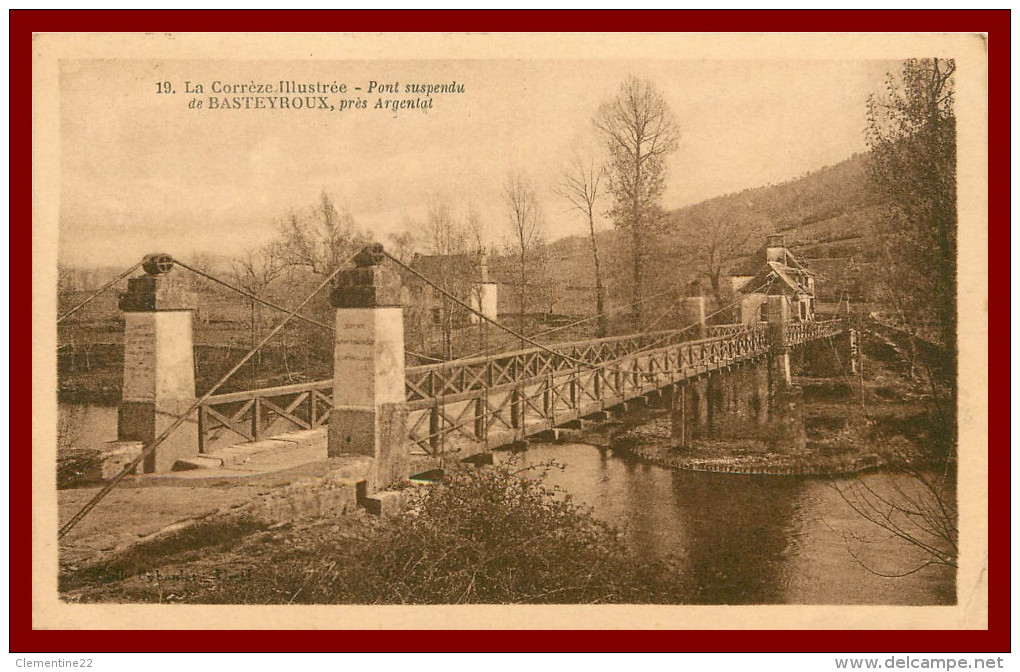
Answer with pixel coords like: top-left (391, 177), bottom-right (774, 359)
top-left (279, 460), bottom-right (683, 604)
top-left (65, 460), bottom-right (685, 604)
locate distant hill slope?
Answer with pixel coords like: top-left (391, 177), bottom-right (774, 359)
top-left (661, 152), bottom-right (887, 261)
top-left (499, 152), bottom-right (890, 318)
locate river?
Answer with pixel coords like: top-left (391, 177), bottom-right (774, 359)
top-left (497, 442), bottom-right (955, 605)
top-left (59, 403), bottom-right (955, 605)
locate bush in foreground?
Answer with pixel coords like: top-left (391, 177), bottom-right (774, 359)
top-left (214, 460), bottom-right (683, 604)
top-left (298, 461), bottom-right (682, 604)
top-left (64, 460), bottom-right (684, 604)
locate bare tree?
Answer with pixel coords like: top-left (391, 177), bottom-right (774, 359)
top-left (276, 191), bottom-right (365, 282)
top-left (833, 457), bottom-right (957, 576)
top-left (594, 76), bottom-right (680, 330)
top-left (387, 227), bottom-right (420, 265)
top-left (423, 196), bottom-right (471, 359)
top-left (230, 245), bottom-right (284, 388)
top-left (424, 197), bottom-right (468, 257)
top-left (830, 58), bottom-right (959, 580)
top-left (466, 201), bottom-right (485, 255)
top-left (677, 202), bottom-right (770, 311)
top-left (503, 171), bottom-right (543, 338)
top-left (557, 151), bottom-right (608, 337)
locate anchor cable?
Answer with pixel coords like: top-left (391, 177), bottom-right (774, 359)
top-left (58, 250), bottom-right (361, 540)
top-left (174, 259), bottom-right (336, 333)
top-left (57, 261), bottom-right (144, 324)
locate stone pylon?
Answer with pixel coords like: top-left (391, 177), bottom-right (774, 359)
top-left (327, 244), bottom-right (409, 490)
top-left (114, 254), bottom-right (199, 473)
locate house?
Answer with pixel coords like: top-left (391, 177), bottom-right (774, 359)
top-left (469, 251), bottom-right (498, 324)
top-left (729, 234), bottom-right (816, 324)
top-left (408, 251), bottom-right (498, 327)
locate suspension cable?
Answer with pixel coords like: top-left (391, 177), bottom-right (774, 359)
top-left (384, 251), bottom-right (600, 371)
top-left (175, 259), bottom-right (335, 333)
top-left (388, 251), bottom-right (780, 394)
top-left (632, 284), bottom-right (698, 334)
top-left (390, 248), bottom-right (674, 400)
top-left (175, 258), bottom-right (439, 365)
top-left (57, 261), bottom-right (143, 324)
top-left (458, 280), bottom-right (686, 361)
top-left (456, 273), bottom-right (775, 369)
top-left (58, 250), bottom-right (361, 540)
top-left (407, 350), bottom-right (445, 363)
top-left (624, 277), bottom-right (776, 360)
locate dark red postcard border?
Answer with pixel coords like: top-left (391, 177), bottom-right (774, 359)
top-left (13, 9), bottom-right (1008, 653)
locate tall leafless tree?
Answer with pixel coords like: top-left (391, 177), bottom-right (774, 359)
top-left (594, 76), bottom-right (680, 330)
top-left (424, 196), bottom-right (470, 359)
top-left (276, 191), bottom-right (365, 283)
top-left (557, 151), bottom-right (609, 337)
top-left (503, 171), bottom-right (543, 340)
top-left (230, 245), bottom-right (284, 388)
top-left (466, 201), bottom-right (486, 255)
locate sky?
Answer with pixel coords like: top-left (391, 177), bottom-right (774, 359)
top-left (58, 57), bottom-right (897, 269)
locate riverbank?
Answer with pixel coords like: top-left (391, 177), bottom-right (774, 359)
top-left (60, 457), bottom-right (684, 604)
top-left (615, 434), bottom-right (886, 476)
top-left (604, 367), bottom-right (941, 477)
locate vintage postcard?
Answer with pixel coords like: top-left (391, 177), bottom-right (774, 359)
top-left (32, 31), bottom-right (988, 631)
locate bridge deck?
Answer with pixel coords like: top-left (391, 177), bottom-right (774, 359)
top-left (197, 320), bottom-right (844, 457)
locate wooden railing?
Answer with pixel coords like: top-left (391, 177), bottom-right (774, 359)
top-left (785, 319), bottom-right (844, 346)
top-left (405, 324), bottom-right (772, 457)
top-left (404, 325), bottom-right (719, 404)
top-left (198, 379), bottom-right (333, 452)
top-left (197, 320), bottom-right (844, 452)
top-left (705, 323), bottom-right (750, 337)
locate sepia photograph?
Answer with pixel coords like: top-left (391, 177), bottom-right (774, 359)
top-left (30, 29), bottom-right (989, 632)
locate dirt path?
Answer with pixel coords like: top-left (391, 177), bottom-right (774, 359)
top-left (58, 457), bottom-right (359, 570)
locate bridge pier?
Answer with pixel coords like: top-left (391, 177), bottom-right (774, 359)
top-left (664, 297), bottom-right (809, 453)
top-left (753, 360), bottom-right (770, 427)
top-left (766, 295), bottom-right (807, 453)
top-left (793, 317), bottom-right (858, 378)
top-left (327, 245), bottom-right (409, 489)
top-left (705, 360), bottom-right (771, 439)
top-left (670, 361), bottom-right (775, 448)
top-left (693, 376), bottom-right (710, 439)
top-left (671, 375), bottom-right (711, 442)
top-left (667, 383), bottom-right (689, 448)
top-left (767, 295), bottom-right (793, 388)
top-left (112, 255), bottom-right (200, 473)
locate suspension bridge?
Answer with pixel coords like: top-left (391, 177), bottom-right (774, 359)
top-left (57, 241), bottom-right (856, 538)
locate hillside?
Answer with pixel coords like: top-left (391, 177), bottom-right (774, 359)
top-left (671, 152), bottom-right (884, 261)
top-left (501, 152), bottom-right (891, 321)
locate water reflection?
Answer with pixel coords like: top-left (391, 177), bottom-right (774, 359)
top-left (669, 471), bottom-right (803, 604)
top-left (503, 442), bottom-right (954, 605)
